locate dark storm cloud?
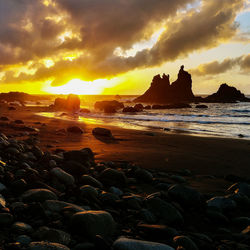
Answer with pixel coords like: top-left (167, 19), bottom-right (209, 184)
top-left (191, 54), bottom-right (250, 75)
top-left (0, 0), bottom-right (247, 85)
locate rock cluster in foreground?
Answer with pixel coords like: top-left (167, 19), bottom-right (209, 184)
top-left (0, 133), bottom-right (250, 249)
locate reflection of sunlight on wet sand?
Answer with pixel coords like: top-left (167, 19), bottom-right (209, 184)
top-left (37, 112), bottom-right (150, 131)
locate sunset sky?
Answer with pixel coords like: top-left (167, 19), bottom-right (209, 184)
top-left (0, 0), bottom-right (249, 95)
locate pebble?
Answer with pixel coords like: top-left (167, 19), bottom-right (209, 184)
top-left (113, 237), bottom-right (174, 250)
top-left (70, 210), bottom-right (115, 239)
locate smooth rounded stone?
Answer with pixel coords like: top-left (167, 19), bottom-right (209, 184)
top-left (173, 236), bottom-right (199, 250)
top-left (113, 237), bottom-right (174, 250)
top-left (62, 161), bottom-right (88, 176)
top-left (0, 165), bottom-right (5, 174)
top-left (168, 184), bottom-right (201, 207)
top-left (109, 186), bottom-right (123, 196)
top-left (12, 222), bottom-right (33, 234)
top-left (99, 168), bottom-right (128, 187)
top-left (137, 224), bottom-right (178, 239)
top-left (80, 175), bottom-right (103, 189)
top-left (22, 189), bottom-right (58, 203)
top-left (0, 213), bottom-right (14, 225)
top-left (32, 146), bottom-right (44, 159)
top-left (92, 127), bottom-right (112, 137)
top-left (51, 167), bottom-right (75, 186)
top-left (0, 194), bottom-right (6, 208)
top-left (49, 160), bottom-right (57, 168)
top-left (80, 185), bottom-right (98, 199)
top-left (16, 235), bottom-right (32, 245)
top-left (146, 197), bottom-right (183, 224)
top-left (170, 175), bottom-right (186, 183)
top-left (5, 147), bottom-right (20, 155)
top-left (73, 242), bottom-right (95, 250)
top-left (43, 200), bottom-right (85, 213)
top-left (63, 148), bottom-right (94, 164)
top-left (207, 196), bottom-right (236, 210)
top-left (232, 217), bottom-right (250, 229)
top-left (206, 210), bottom-right (229, 224)
top-left (11, 178), bottom-right (27, 191)
top-left (67, 126), bottom-right (84, 134)
top-left (155, 183), bottom-right (171, 191)
top-left (0, 182), bottom-right (7, 192)
top-left (33, 227), bottom-right (71, 245)
top-left (70, 210), bottom-right (115, 239)
top-left (227, 182), bottom-right (250, 198)
top-left (140, 209), bottom-right (157, 224)
top-left (99, 191), bottom-right (120, 206)
top-left (123, 196), bottom-right (142, 210)
top-left (29, 241), bottom-right (70, 250)
top-left (134, 168), bottom-right (153, 183)
top-left (242, 225), bottom-right (250, 234)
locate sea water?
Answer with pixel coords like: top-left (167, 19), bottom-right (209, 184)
top-left (38, 95), bottom-right (250, 139)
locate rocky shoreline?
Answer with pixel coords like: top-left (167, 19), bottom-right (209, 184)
top-left (0, 132), bottom-right (250, 250)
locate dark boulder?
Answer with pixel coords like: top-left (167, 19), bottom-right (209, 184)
top-left (123, 107), bottom-right (138, 113)
top-left (135, 66), bottom-right (194, 104)
top-left (204, 83), bottom-right (250, 103)
top-left (54, 94), bottom-right (81, 112)
top-left (67, 126), bottom-right (84, 134)
top-left (92, 127), bottom-right (112, 137)
top-left (196, 104), bottom-right (208, 109)
top-left (104, 105), bottom-right (117, 113)
top-left (94, 100), bottom-right (124, 112)
top-left (134, 104), bottom-right (144, 111)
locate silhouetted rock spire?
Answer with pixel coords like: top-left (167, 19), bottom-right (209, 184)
top-left (135, 66), bottom-right (194, 104)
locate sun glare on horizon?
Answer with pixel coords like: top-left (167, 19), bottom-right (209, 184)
top-left (44, 78), bottom-right (119, 95)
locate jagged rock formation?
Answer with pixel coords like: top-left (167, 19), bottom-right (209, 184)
top-left (135, 66), bottom-right (194, 104)
top-left (204, 83), bottom-right (250, 103)
top-left (53, 94), bottom-right (81, 112)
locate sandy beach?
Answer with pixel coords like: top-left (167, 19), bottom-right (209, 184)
top-left (1, 105), bottom-right (250, 194)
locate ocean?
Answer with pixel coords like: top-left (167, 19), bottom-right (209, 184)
top-left (36, 95), bottom-right (250, 139)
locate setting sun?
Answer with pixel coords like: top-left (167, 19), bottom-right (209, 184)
top-left (44, 78), bottom-right (118, 95)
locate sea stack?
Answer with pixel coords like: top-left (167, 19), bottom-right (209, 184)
top-left (204, 83), bottom-right (250, 103)
top-left (135, 65), bottom-right (194, 104)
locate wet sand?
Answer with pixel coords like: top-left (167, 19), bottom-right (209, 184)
top-left (1, 105), bottom-right (250, 193)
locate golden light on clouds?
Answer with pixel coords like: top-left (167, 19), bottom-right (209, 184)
top-left (0, 0), bottom-right (249, 95)
top-left (44, 78), bottom-right (120, 95)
